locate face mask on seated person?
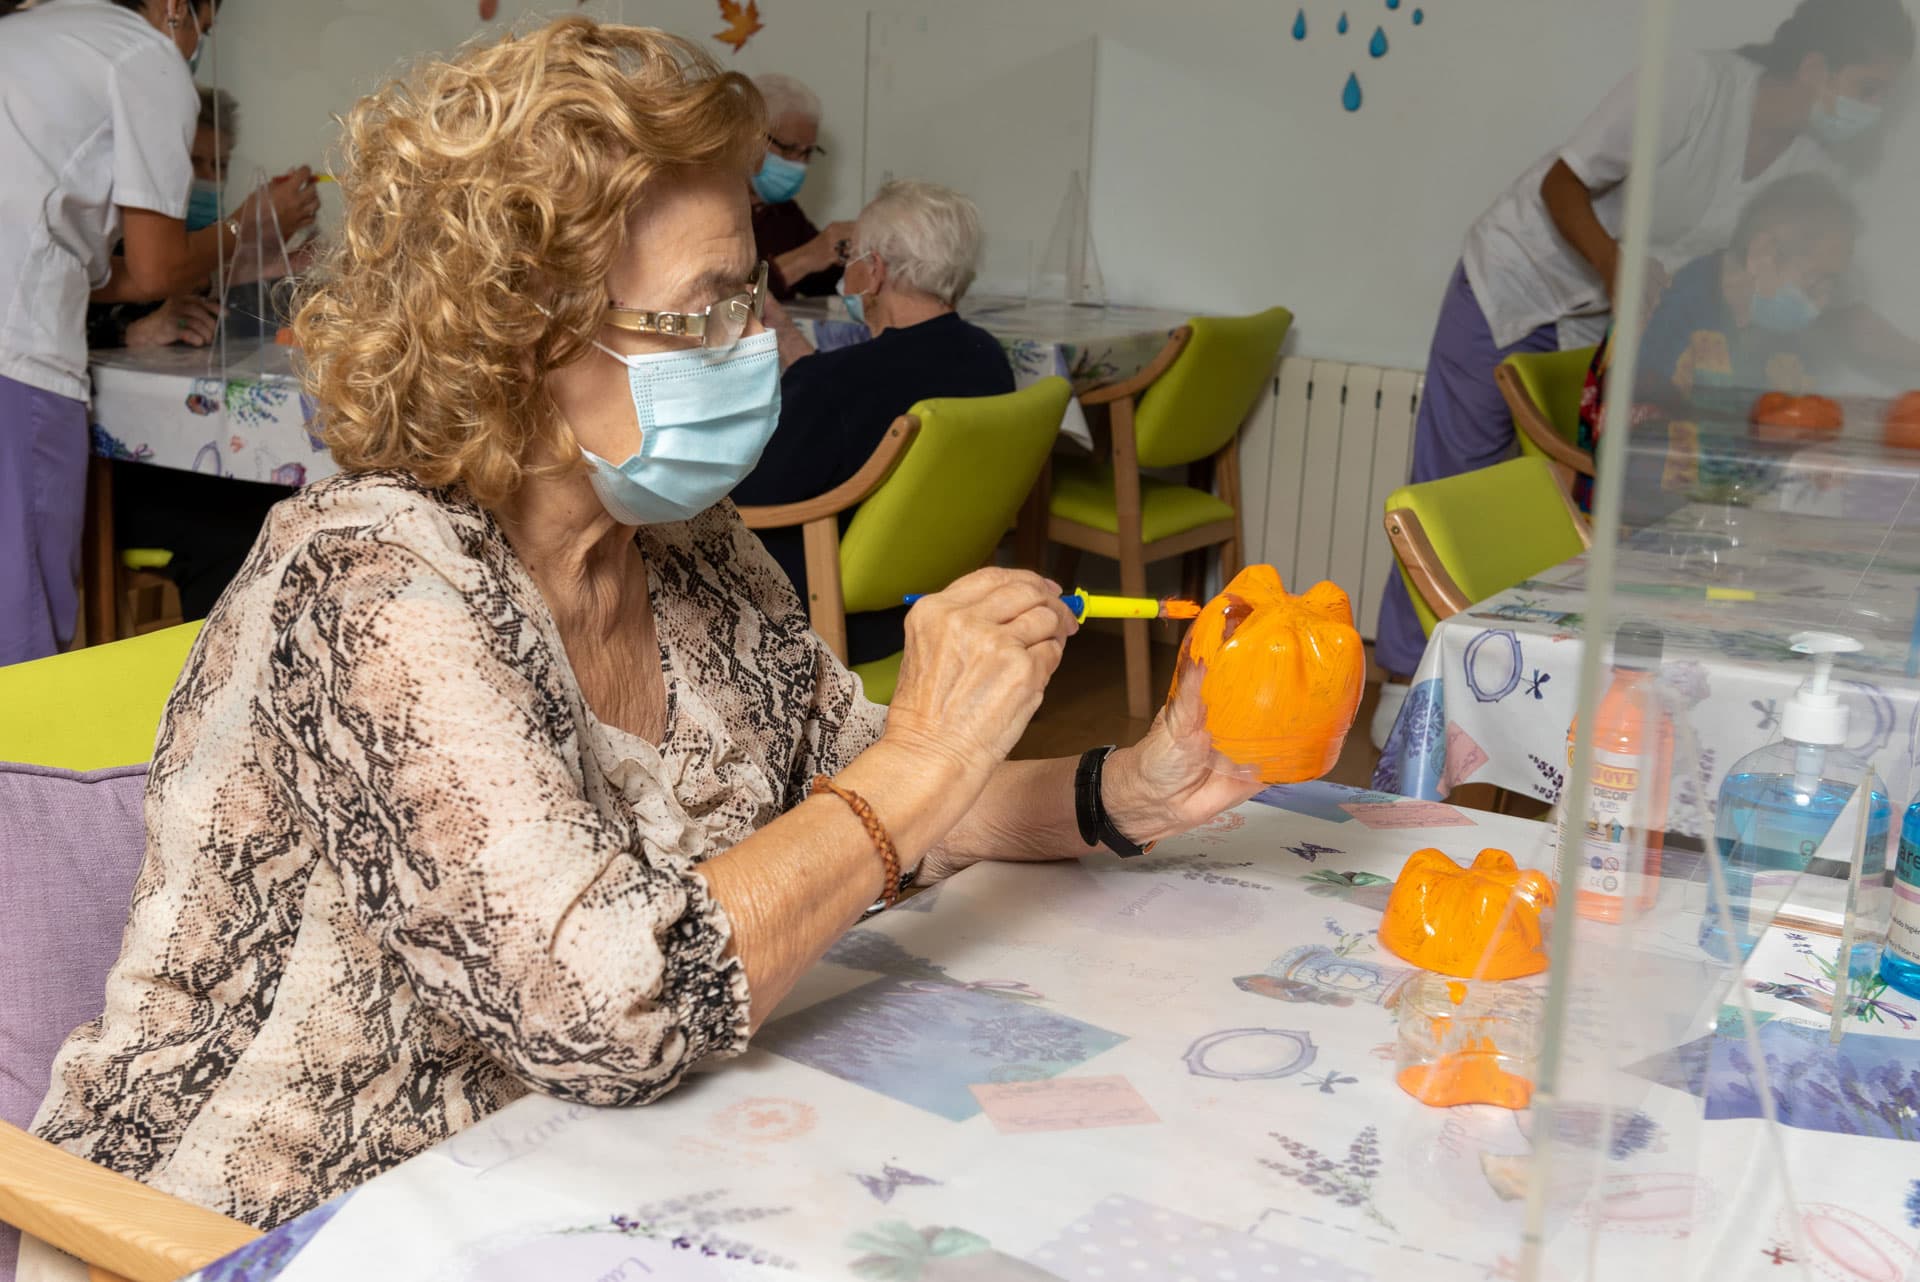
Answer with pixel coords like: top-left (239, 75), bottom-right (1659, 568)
top-left (186, 179), bottom-right (222, 232)
top-left (1748, 281), bottom-right (1821, 333)
top-left (579, 330), bottom-right (783, 526)
top-left (751, 152), bottom-right (807, 204)
top-left (837, 252), bottom-right (874, 327)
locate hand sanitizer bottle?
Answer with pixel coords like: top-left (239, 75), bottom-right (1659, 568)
top-left (1882, 803), bottom-right (1920, 999)
top-left (1703, 632), bottom-right (1890, 964)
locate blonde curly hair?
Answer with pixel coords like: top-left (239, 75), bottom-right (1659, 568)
top-left (294, 18), bottom-right (764, 506)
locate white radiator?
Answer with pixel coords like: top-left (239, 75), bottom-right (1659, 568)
top-left (1238, 358), bottom-right (1425, 641)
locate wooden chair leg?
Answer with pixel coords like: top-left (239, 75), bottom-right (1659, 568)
top-left (1118, 544), bottom-right (1152, 721)
top-left (81, 456), bottom-right (116, 648)
top-left (1014, 458), bottom-right (1052, 573)
top-left (801, 517), bottom-right (848, 662)
top-left (1215, 441), bottom-right (1245, 584)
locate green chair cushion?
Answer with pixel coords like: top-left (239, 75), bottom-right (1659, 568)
top-left (0, 621), bottom-right (203, 770)
top-left (852, 650), bottom-right (903, 706)
top-left (1049, 456), bottom-right (1237, 544)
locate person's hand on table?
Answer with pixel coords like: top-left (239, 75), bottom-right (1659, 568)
top-left (883, 568), bottom-right (1078, 788)
top-left (124, 295), bottom-right (222, 348)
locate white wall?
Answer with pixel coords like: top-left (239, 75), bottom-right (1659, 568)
top-left (201, 0), bottom-right (1920, 372)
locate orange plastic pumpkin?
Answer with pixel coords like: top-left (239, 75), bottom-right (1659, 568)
top-left (1751, 391), bottom-right (1842, 442)
top-left (1379, 848), bottom-right (1556, 980)
top-left (1166, 565), bottom-right (1364, 784)
top-left (1885, 392), bottom-right (1920, 451)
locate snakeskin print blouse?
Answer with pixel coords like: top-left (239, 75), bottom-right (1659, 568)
top-left (30, 471), bottom-right (887, 1230)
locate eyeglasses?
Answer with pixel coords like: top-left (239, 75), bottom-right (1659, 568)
top-left (603, 262), bottom-right (768, 353)
top-left (767, 133), bottom-right (825, 163)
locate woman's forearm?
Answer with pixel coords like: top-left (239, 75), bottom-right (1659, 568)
top-left (929, 756), bottom-right (1085, 867)
top-left (1540, 159), bottom-right (1620, 291)
top-left (695, 737), bottom-right (988, 1031)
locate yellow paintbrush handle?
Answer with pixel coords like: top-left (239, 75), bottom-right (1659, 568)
top-left (1071, 588), bottom-right (1163, 620)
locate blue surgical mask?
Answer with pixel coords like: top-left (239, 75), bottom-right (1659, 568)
top-left (751, 152), bottom-right (808, 205)
top-left (836, 253), bottom-right (872, 327)
top-left (580, 330), bottom-right (781, 526)
top-left (1808, 94), bottom-right (1881, 146)
top-left (1748, 281), bottom-right (1821, 333)
top-left (186, 179), bottom-right (222, 232)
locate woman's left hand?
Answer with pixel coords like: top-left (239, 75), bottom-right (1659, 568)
top-left (1099, 655), bottom-right (1268, 845)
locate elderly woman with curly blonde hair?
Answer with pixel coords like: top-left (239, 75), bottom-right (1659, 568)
top-left (24, 16), bottom-right (1257, 1249)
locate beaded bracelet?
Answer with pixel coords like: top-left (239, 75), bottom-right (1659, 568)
top-left (812, 774), bottom-right (904, 911)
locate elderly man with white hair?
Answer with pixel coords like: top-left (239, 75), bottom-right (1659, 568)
top-left (738, 179), bottom-right (1014, 662)
top-left (750, 72), bottom-right (857, 299)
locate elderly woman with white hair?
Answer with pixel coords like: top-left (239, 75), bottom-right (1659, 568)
top-left (738, 179), bottom-right (1012, 663)
top-left (750, 72), bottom-right (856, 299)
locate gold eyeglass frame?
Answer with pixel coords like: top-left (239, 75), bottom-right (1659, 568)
top-left (602, 261), bottom-right (769, 348)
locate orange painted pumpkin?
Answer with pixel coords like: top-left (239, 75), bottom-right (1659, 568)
top-left (1379, 848), bottom-right (1556, 980)
top-left (1166, 565), bottom-right (1364, 784)
top-left (1885, 392), bottom-right (1920, 451)
top-left (1751, 391), bottom-right (1843, 442)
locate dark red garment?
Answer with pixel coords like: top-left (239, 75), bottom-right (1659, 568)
top-left (753, 199), bottom-right (843, 300)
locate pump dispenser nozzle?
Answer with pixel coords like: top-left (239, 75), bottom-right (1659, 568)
top-left (1784, 631), bottom-right (1862, 793)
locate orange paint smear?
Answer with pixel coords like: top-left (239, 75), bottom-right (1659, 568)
top-left (1396, 1038), bottom-right (1534, 1109)
top-left (1161, 598), bottom-right (1201, 620)
top-left (1379, 848), bottom-right (1555, 980)
top-left (1166, 566), bottom-right (1364, 783)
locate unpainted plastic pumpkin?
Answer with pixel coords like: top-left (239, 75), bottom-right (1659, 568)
top-left (1166, 565), bottom-right (1364, 784)
top-left (1884, 391), bottom-right (1920, 451)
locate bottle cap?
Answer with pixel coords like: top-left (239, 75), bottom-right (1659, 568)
top-left (1781, 631), bottom-right (1862, 747)
top-left (1611, 622), bottom-right (1664, 671)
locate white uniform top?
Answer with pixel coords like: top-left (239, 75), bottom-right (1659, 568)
top-left (0, 0), bottom-right (197, 400)
top-left (1462, 50), bottom-right (1839, 351)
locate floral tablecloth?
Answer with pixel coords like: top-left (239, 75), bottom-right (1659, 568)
top-left (88, 339), bottom-right (336, 487)
top-left (786, 294), bottom-right (1192, 451)
top-left (1375, 505), bottom-right (1920, 836)
top-left (181, 783), bottom-right (1919, 1282)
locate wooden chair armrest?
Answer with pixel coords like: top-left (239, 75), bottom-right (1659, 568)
top-left (1496, 363), bottom-right (1597, 477)
top-left (1383, 507), bottom-right (1472, 624)
top-left (1075, 327), bottom-right (1193, 407)
top-left (0, 1121), bottom-right (260, 1282)
top-left (736, 417), bottom-right (919, 529)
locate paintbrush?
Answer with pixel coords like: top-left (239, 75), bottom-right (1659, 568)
top-left (900, 588), bottom-right (1201, 621)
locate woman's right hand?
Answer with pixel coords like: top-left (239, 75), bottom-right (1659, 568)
top-left (883, 568), bottom-right (1077, 783)
top-left (232, 167), bottom-right (321, 243)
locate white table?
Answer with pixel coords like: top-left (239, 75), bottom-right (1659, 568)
top-left (89, 338), bottom-right (334, 487)
top-left (180, 782), bottom-right (1920, 1282)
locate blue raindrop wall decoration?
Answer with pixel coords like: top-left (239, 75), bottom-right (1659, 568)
top-left (1293, 4), bottom-right (1425, 112)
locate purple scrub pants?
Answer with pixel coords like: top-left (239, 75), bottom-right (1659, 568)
top-left (0, 373), bottom-right (88, 665)
top-left (1374, 262), bottom-right (1558, 676)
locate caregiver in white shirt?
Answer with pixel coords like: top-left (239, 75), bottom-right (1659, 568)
top-left (0, 0), bottom-right (319, 664)
top-left (1370, 0), bottom-right (1914, 726)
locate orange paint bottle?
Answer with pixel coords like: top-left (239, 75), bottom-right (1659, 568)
top-left (1560, 624), bottom-right (1671, 922)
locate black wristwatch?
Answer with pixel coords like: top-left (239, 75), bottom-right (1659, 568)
top-left (1075, 745), bottom-right (1152, 858)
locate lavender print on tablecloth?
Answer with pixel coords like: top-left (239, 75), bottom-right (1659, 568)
top-left (1024, 1194), bottom-right (1368, 1282)
top-left (187, 1191), bottom-right (354, 1282)
top-left (758, 977), bottom-right (1125, 1120)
